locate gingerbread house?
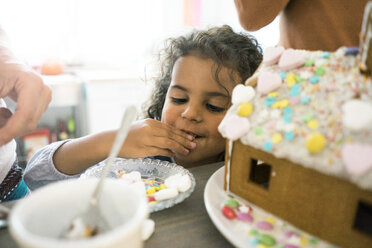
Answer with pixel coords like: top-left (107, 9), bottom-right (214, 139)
top-left (218, 3), bottom-right (372, 248)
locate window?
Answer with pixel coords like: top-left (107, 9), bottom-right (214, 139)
top-left (248, 159), bottom-right (272, 190)
top-left (353, 200), bottom-right (372, 236)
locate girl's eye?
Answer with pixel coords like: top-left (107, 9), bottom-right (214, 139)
top-left (171, 97), bottom-right (188, 104)
top-left (206, 103), bottom-right (225, 113)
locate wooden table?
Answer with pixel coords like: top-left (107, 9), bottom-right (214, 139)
top-left (0, 162), bottom-right (233, 248)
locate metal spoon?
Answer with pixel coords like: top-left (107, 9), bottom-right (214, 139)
top-left (63, 105), bottom-right (137, 239)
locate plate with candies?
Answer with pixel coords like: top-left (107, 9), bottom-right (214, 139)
top-left (204, 167), bottom-right (337, 248)
top-left (80, 158), bottom-right (196, 213)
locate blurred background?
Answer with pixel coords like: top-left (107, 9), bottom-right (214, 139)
top-left (0, 0), bottom-right (279, 164)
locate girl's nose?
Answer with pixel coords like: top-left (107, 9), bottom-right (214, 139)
top-left (181, 104), bottom-right (202, 123)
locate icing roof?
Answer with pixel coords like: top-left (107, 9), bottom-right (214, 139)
top-left (219, 47), bottom-right (372, 191)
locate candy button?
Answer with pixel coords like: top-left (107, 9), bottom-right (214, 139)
top-left (321, 51), bottom-right (331, 58)
top-left (304, 60), bottom-right (314, 66)
top-left (265, 217), bottom-right (276, 224)
top-left (255, 127), bottom-right (263, 135)
top-left (238, 102), bottom-right (253, 117)
top-left (305, 133), bottom-right (326, 154)
top-left (272, 133), bottom-right (282, 144)
top-left (249, 229), bottom-right (259, 236)
top-left (309, 75), bottom-right (319, 84)
top-left (300, 96), bottom-right (310, 104)
top-left (284, 245), bottom-right (298, 248)
top-left (221, 205), bottom-right (236, 219)
top-left (309, 237), bottom-right (319, 245)
top-left (302, 113), bottom-right (313, 122)
top-left (300, 236), bottom-right (308, 246)
top-left (146, 187), bottom-right (156, 195)
top-left (224, 199), bottom-right (239, 208)
top-left (256, 221), bottom-right (274, 231)
top-left (258, 234), bottom-right (276, 246)
top-left (307, 119), bottom-right (318, 130)
top-left (249, 238), bottom-right (259, 245)
top-left (268, 92), bottom-right (278, 97)
top-left (284, 131), bottom-right (295, 141)
top-left (264, 141), bottom-right (273, 151)
top-left (315, 67), bottom-right (325, 76)
top-left (147, 196), bottom-right (155, 202)
top-left (295, 75), bottom-right (304, 82)
top-left (238, 204), bottom-right (252, 213)
top-left (286, 73), bottom-right (296, 86)
top-left (283, 231), bottom-right (296, 239)
top-left (279, 71), bottom-right (286, 80)
top-left (237, 212), bottom-right (253, 222)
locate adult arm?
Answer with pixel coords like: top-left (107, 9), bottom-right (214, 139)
top-left (0, 26), bottom-right (51, 145)
top-left (234, 0), bottom-right (290, 31)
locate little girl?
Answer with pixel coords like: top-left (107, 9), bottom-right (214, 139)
top-left (24, 25), bottom-right (262, 190)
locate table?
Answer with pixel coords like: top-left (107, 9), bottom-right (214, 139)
top-left (0, 162), bottom-right (233, 248)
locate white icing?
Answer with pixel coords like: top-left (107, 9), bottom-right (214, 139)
top-left (220, 47), bottom-right (372, 190)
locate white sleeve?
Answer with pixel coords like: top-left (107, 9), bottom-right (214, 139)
top-left (23, 140), bottom-right (80, 190)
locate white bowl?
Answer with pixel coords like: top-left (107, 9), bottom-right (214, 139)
top-left (9, 178), bottom-right (149, 248)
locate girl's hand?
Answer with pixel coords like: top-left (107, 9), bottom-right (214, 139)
top-left (118, 118), bottom-right (196, 158)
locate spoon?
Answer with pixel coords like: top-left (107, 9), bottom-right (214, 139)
top-left (63, 105), bottom-right (137, 239)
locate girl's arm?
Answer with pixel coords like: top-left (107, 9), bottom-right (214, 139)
top-left (233, 0), bottom-right (290, 31)
top-left (53, 119), bottom-right (196, 175)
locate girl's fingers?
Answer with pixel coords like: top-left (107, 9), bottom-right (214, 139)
top-left (142, 135), bottom-right (191, 156)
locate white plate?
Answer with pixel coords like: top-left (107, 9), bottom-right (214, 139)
top-left (204, 167), bottom-right (336, 248)
top-left (204, 166), bottom-right (249, 248)
top-left (81, 158), bottom-right (195, 213)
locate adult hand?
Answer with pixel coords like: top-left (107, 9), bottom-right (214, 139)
top-left (118, 118), bottom-right (196, 158)
top-left (0, 62), bottom-right (51, 145)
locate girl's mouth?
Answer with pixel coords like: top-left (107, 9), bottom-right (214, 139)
top-left (184, 130), bottom-right (204, 139)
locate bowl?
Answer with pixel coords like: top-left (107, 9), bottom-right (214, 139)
top-left (9, 178), bottom-right (149, 248)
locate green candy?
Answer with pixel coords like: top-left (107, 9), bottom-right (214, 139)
top-left (249, 229), bottom-right (259, 236)
top-left (315, 67), bottom-right (325, 76)
top-left (305, 60), bottom-right (315, 66)
top-left (224, 199), bottom-right (239, 208)
top-left (258, 234), bottom-right (276, 246)
top-left (255, 127), bottom-right (263, 135)
top-left (302, 113), bottom-right (313, 123)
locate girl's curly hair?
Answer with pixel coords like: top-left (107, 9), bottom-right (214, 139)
top-left (144, 25), bottom-right (262, 120)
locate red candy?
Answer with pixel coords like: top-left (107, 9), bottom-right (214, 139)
top-left (222, 205), bottom-right (236, 219)
top-left (147, 196), bottom-right (155, 202)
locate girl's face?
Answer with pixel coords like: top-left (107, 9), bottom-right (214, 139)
top-left (161, 55), bottom-right (239, 167)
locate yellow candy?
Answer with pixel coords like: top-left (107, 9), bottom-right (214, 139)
top-left (286, 73), bottom-right (296, 86)
top-left (306, 133), bottom-right (326, 153)
top-left (146, 187), bottom-right (156, 195)
top-left (272, 102), bottom-right (281, 109)
top-left (272, 133), bottom-right (282, 144)
top-left (160, 184), bottom-right (167, 189)
top-left (238, 102), bottom-right (253, 117)
top-left (307, 119), bottom-right (318, 130)
top-left (279, 99), bottom-right (289, 108)
top-left (265, 217), bottom-right (276, 224)
top-left (300, 236), bottom-right (308, 246)
top-left (268, 92), bottom-right (278, 97)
